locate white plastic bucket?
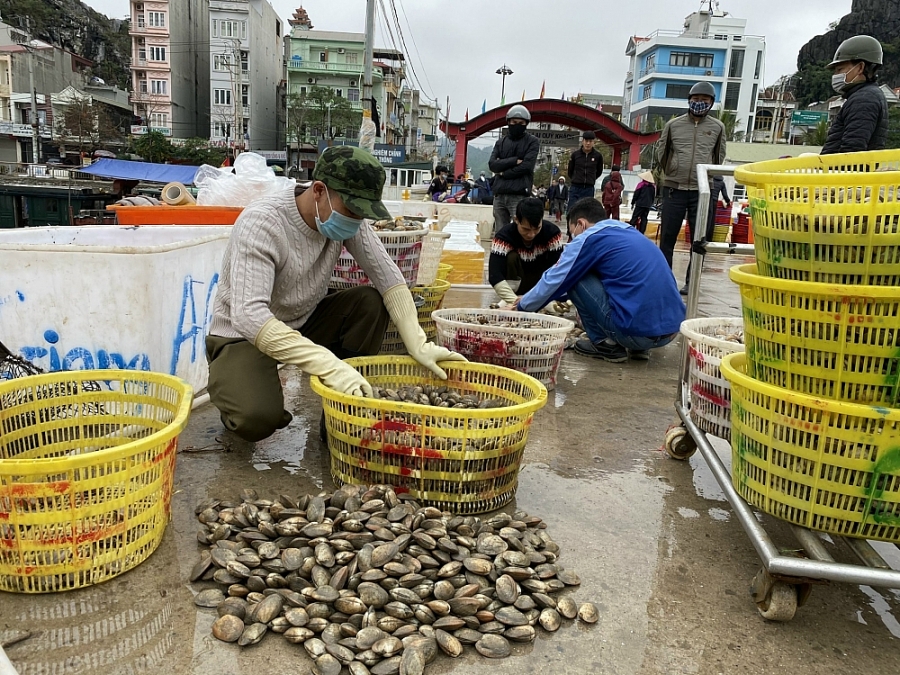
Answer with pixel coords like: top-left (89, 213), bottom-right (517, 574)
top-left (0, 226), bottom-right (231, 393)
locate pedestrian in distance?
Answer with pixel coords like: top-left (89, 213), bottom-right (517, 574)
top-left (601, 166), bottom-right (624, 221)
top-left (205, 146), bottom-right (465, 443)
top-left (821, 35), bottom-right (888, 154)
top-left (490, 197), bottom-right (564, 306)
top-left (473, 171), bottom-right (493, 205)
top-left (704, 175), bottom-right (731, 242)
top-left (656, 81), bottom-right (726, 295)
top-left (427, 165), bottom-right (450, 201)
top-left (630, 170), bottom-right (656, 235)
top-left (547, 177), bottom-right (568, 223)
top-left (567, 131), bottom-right (604, 213)
top-left (515, 198), bottom-right (684, 363)
top-left (489, 105), bottom-right (540, 233)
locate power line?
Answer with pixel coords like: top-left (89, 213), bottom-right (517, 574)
top-left (392, 0), bottom-right (437, 103)
top-left (387, 0), bottom-right (436, 104)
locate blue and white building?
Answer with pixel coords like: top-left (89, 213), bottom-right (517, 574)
top-left (622, 2), bottom-right (765, 139)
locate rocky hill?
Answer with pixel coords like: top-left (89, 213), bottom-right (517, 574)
top-left (0, 0), bottom-right (131, 88)
top-left (796, 0), bottom-right (900, 105)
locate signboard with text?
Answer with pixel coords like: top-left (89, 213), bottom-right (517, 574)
top-left (316, 140), bottom-right (407, 165)
top-left (255, 150), bottom-right (287, 162)
top-left (501, 128), bottom-right (580, 146)
top-left (0, 122), bottom-right (52, 139)
top-left (790, 110), bottom-right (829, 127)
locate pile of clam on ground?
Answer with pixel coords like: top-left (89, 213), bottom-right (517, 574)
top-left (192, 484), bottom-right (597, 675)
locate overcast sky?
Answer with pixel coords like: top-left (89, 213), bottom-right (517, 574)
top-left (86, 0), bottom-right (850, 117)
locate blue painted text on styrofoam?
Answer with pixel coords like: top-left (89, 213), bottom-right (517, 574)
top-left (20, 329), bottom-right (152, 372)
top-left (170, 272), bottom-right (219, 375)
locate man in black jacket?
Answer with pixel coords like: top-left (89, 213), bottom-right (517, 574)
top-left (567, 131), bottom-right (604, 213)
top-left (489, 105), bottom-right (540, 233)
top-left (821, 35), bottom-right (888, 155)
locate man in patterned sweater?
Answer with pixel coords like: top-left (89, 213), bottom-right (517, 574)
top-left (206, 146), bottom-right (464, 442)
top-left (489, 197), bottom-right (564, 306)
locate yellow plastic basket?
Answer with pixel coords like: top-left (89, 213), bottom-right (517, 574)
top-left (0, 370), bottom-right (192, 592)
top-left (730, 264), bottom-right (900, 407)
top-left (436, 263), bottom-right (453, 281)
top-left (379, 279), bottom-right (452, 355)
top-left (722, 352), bottom-right (900, 542)
top-left (310, 356), bottom-right (547, 514)
top-left (734, 150), bottom-right (900, 285)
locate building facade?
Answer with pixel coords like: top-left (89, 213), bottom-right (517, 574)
top-left (623, 3), bottom-right (764, 138)
top-left (208, 0), bottom-right (282, 152)
top-left (129, 0), bottom-right (209, 140)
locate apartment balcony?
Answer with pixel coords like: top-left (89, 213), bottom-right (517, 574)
top-left (287, 60), bottom-right (365, 75)
top-left (0, 84), bottom-right (10, 98)
top-left (242, 106), bottom-right (250, 118)
top-left (638, 64), bottom-right (725, 80)
top-left (129, 24), bottom-right (169, 37)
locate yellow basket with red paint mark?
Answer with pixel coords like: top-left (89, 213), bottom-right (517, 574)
top-left (0, 370), bottom-right (192, 592)
top-left (310, 357), bottom-right (547, 514)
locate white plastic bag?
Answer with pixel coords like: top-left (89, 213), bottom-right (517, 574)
top-left (195, 152), bottom-right (296, 207)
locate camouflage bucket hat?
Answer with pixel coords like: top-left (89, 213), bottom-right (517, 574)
top-left (313, 145), bottom-right (391, 220)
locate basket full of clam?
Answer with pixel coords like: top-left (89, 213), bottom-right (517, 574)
top-left (309, 357), bottom-right (547, 515)
top-left (432, 309), bottom-right (574, 390)
top-left (331, 218), bottom-right (429, 290)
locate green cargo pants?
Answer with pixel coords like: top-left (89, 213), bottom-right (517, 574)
top-left (205, 286), bottom-right (389, 442)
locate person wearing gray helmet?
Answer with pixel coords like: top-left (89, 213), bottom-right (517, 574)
top-left (489, 104), bottom-right (540, 233)
top-left (821, 35), bottom-right (888, 155)
top-left (656, 81), bottom-right (726, 294)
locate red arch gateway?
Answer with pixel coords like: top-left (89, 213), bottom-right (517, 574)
top-left (440, 99), bottom-right (661, 179)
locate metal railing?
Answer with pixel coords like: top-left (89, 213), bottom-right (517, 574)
top-left (639, 64), bottom-right (724, 78)
top-left (641, 28), bottom-right (765, 41)
top-left (287, 61), bottom-right (365, 74)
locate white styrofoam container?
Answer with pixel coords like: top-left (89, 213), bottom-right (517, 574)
top-left (0, 226), bottom-right (231, 393)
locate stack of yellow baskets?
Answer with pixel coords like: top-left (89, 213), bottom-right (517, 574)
top-left (724, 150), bottom-right (900, 543)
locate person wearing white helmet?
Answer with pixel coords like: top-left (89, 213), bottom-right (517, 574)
top-left (489, 104), bottom-right (540, 234)
top-left (821, 35), bottom-right (888, 154)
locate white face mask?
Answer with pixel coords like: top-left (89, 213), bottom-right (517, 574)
top-left (832, 65), bottom-right (861, 94)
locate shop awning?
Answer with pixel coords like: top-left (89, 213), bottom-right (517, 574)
top-left (79, 159), bottom-right (200, 184)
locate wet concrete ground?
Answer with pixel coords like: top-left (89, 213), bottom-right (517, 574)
top-left (3, 248), bottom-right (900, 674)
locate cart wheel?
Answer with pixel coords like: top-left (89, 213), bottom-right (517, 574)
top-left (664, 426), bottom-right (697, 460)
top-left (756, 582), bottom-right (798, 622)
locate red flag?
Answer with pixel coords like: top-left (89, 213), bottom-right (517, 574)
top-left (539, 81), bottom-right (545, 99)
top-left (465, 108), bottom-right (469, 121)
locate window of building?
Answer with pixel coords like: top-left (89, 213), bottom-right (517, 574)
top-left (241, 51), bottom-right (249, 72)
top-left (150, 79), bottom-right (167, 95)
top-left (275, 20), bottom-right (281, 37)
top-left (642, 85), bottom-right (652, 101)
top-left (149, 46), bottom-right (166, 62)
top-left (754, 110), bottom-right (773, 131)
top-left (754, 51), bottom-right (762, 79)
top-left (645, 53), bottom-right (656, 70)
top-left (138, 78), bottom-right (148, 94)
top-left (214, 89), bottom-right (232, 106)
top-left (300, 86), bottom-right (307, 95)
top-left (241, 21), bottom-right (247, 40)
top-left (214, 54), bottom-right (232, 71)
top-left (348, 88), bottom-right (360, 103)
top-left (724, 82), bottom-right (741, 110)
top-left (335, 88), bottom-right (343, 98)
top-left (666, 83), bottom-right (693, 99)
top-left (319, 51), bottom-right (327, 62)
top-left (347, 52), bottom-right (358, 64)
top-left (138, 47), bottom-right (146, 62)
top-left (670, 52), bottom-right (714, 68)
top-left (149, 113), bottom-right (168, 128)
top-left (220, 20), bottom-right (241, 38)
top-left (211, 19), bottom-right (217, 37)
top-left (137, 13), bottom-right (145, 28)
top-left (241, 84), bottom-right (249, 107)
top-left (728, 50), bottom-right (745, 78)
top-left (750, 84), bottom-right (758, 112)
top-left (148, 11), bottom-right (165, 27)
top-left (214, 121), bottom-right (231, 138)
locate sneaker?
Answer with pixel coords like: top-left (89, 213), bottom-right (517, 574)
top-left (679, 284), bottom-right (689, 296)
top-left (628, 349), bottom-right (651, 361)
top-left (574, 338), bottom-right (628, 363)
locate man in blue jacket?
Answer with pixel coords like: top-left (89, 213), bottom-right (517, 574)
top-left (517, 198), bottom-right (685, 363)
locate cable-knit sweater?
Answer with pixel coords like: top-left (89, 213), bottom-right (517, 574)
top-left (208, 185), bottom-right (405, 341)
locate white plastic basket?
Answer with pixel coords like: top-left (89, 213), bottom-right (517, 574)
top-left (415, 230), bottom-right (451, 286)
top-left (680, 317), bottom-right (745, 441)
top-left (330, 227), bottom-right (428, 289)
top-left (433, 309), bottom-right (573, 390)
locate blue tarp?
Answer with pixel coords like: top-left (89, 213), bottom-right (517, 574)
top-left (79, 159), bottom-right (200, 185)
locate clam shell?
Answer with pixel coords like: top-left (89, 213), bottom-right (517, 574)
top-left (556, 596), bottom-right (578, 620)
top-left (578, 602), bottom-right (599, 624)
top-left (475, 633), bottom-right (511, 658)
top-left (504, 624), bottom-right (536, 642)
top-left (312, 654), bottom-right (341, 675)
top-left (194, 588), bottom-right (225, 608)
top-left (539, 608), bottom-right (562, 632)
top-left (494, 606), bottom-right (528, 626)
top-left (495, 574), bottom-right (519, 605)
top-left (284, 626), bottom-right (315, 643)
top-left (237, 622), bottom-right (267, 646)
top-left (212, 614), bottom-right (244, 642)
top-left (434, 629), bottom-right (463, 657)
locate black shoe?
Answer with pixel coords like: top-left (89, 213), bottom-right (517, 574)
top-left (574, 338), bottom-right (628, 363)
top-left (628, 349), bottom-right (651, 361)
top-left (679, 284), bottom-right (689, 296)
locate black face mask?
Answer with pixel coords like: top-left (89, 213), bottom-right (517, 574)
top-left (508, 124), bottom-right (526, 140)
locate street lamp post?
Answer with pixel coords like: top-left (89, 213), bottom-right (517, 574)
top-left (495, 64), bottom-right (513, 104)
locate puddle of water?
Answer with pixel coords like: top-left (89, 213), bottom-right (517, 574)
top-left (868, 541), bottom-right (900, 571)
top-left (249, 418), bottom-right (311, 475)
top-left (856, 610), bottom-right (868, 625)
top-left (708, 507), bottom-right (730, 522)
top-left (554, 389), bottom-right (567, 408)
top-left (858, 585), bottom-right (900, 638)
top-left (678, 507), bottom-right (700, 519)
top-left (687, 438), bottom-right (730, 503)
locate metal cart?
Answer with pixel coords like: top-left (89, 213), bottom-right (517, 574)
top-left (665, 163), bottom-right (900, 622)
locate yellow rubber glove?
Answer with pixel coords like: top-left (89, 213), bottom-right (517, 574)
top-left (255, 318), bottom-right (373, 397)
top-left (493, 280), bottom-right (519, 304)
top-left (382, 284), bottom-right (467, 379)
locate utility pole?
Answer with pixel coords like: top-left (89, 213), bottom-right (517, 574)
top-left (362, 0), bottom-right (374, 113)
top-left (26, 46), bottom-right (39, 164)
